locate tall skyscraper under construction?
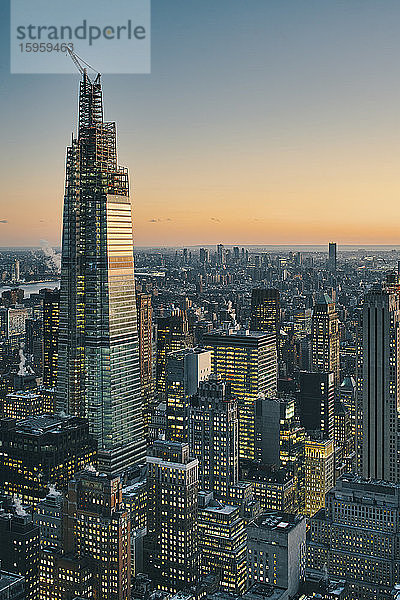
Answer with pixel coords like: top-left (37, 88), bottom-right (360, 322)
top-left (57, 68), bottom-right (145, 474)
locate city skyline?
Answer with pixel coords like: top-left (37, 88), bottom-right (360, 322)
top-left (3, 2), bottom-right (400, 246)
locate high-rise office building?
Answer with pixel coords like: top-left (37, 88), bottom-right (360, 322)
top-left (204, 330), bottom-right (277, 460)
top-left (38, 469), bottom-right (131, 600)
top-left (57, 70), bottom-right (145, 474)
top-left (189, 377), bottom-right (239, 501)
top-left (298, 371), bottom-right (335, 440)
top-left (217, 244), bottom-right (225, 265)
top-left (0, 414), bottom-right (97, 507)
top-left (0, 500), bottom-right (40, 600)
top-left (293, 307), bottom-right (312, 341)
top-left (11, 259), bottom-right (20, 284)
top-left (250, 288), bottom-right (280, 339)
top-left (39, 554), bottom-right (93, 600)
top-left (255, 396), bottom-right (305, 512)
top-left (308, 474), bottom-right (400, 600)
top-left (1, 307), bottom-right (30, 349)
top-left (333, 399), bottom-right (355, 476)
top-left (166, 348), bottom-right (211, 442)
top-left (328, 242), bottom-right (337, 271)
top-left (1, 390), bottom-right (42, 420)
top-left (42, 289), bottom-right (59, 389)
top-left (304, 437), bottom-right (334, 517)
top-left (136, 293), bottom-right (155, 431)
top-left (145, 440), bottom-right (199, 592)
top-left (198, 492), bottom-right (247, 594)
top-left (247, 512), bottom-right (306, 595)
top-left (241, 462), bottom-right (296, 514)
top-left (357, 286), bottom-right (400, 483)
top-left (64, 470), bottom-right (131, 600)
top-left (311, 295), bottom-right (340, 387)
top-left (34, 487), bottom-right (64, 552)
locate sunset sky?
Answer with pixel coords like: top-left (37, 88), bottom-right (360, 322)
top-left (2, 1), bottom-right (400, 247)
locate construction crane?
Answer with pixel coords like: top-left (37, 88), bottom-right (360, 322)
top-left (66, 46), bottom-right (100, 83)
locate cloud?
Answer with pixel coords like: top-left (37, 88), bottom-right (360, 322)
top-left (0, 219), bottom-right (8, 224)
top-left (148, 218), bottom-right (173, 223)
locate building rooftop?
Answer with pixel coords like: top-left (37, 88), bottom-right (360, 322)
top-left (315, 293), bottom-right (333, 305)
top-left (207, 584), bottom-right (288, 600)
top-left (6, 390), bottom-right (40, 399)
top-left (245, 584), bottom-right (288, 600)
top-left (0, 414), bottom-right (89, 437)
top-left (204, 329), bottom-right (275, 340)
top-left (249, 511), bottom-right (304, 533)
top-left (336, 473), bottom-right (400, 494)
top-left (0, 570), bottom-right (24, 593)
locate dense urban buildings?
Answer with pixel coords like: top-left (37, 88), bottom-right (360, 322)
top-left (3, 42), bottom-right (400, 598)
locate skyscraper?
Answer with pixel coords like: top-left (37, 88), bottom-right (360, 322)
top-left (189, 376), bottom-right (239, 501)
top-left (328, 242), bottom-right (337, 271)
top-left (144, 440), bottom-right (199, 591)
top-left (311, 294), bottom-right (340, 387)
top-left (217, 244), bottom-right (225, 265)
top-left (339, 375), bottom-right (356, 437)
top-left (57, 70), bottom-right (145, 474)
top-left (198, 493), bottom-right (247, 594)
top-left (304, 437), bottom-right (334, 517)
top-left (298, 371), bottom-right (335, 440)
top-left (250, 288), bottom-right (280, 339)
top-left (0, 500), bottom-right (40, 600)
top-left (65, 470), bottom-right (132, 600)
top-left (358, 286), bottom-right (400, 483)
top-left (247, 512), bottom-right (306, 594)
top-left (203, 330), bottom-right (277, 460)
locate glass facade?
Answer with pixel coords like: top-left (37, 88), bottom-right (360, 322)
top-left (57, 72), bottom-right (145, 473)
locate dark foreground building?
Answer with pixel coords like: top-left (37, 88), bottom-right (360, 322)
top-left (0, 414), bottom-right (96, 506)
top-left (308, 474), bottom-right (400, 599)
